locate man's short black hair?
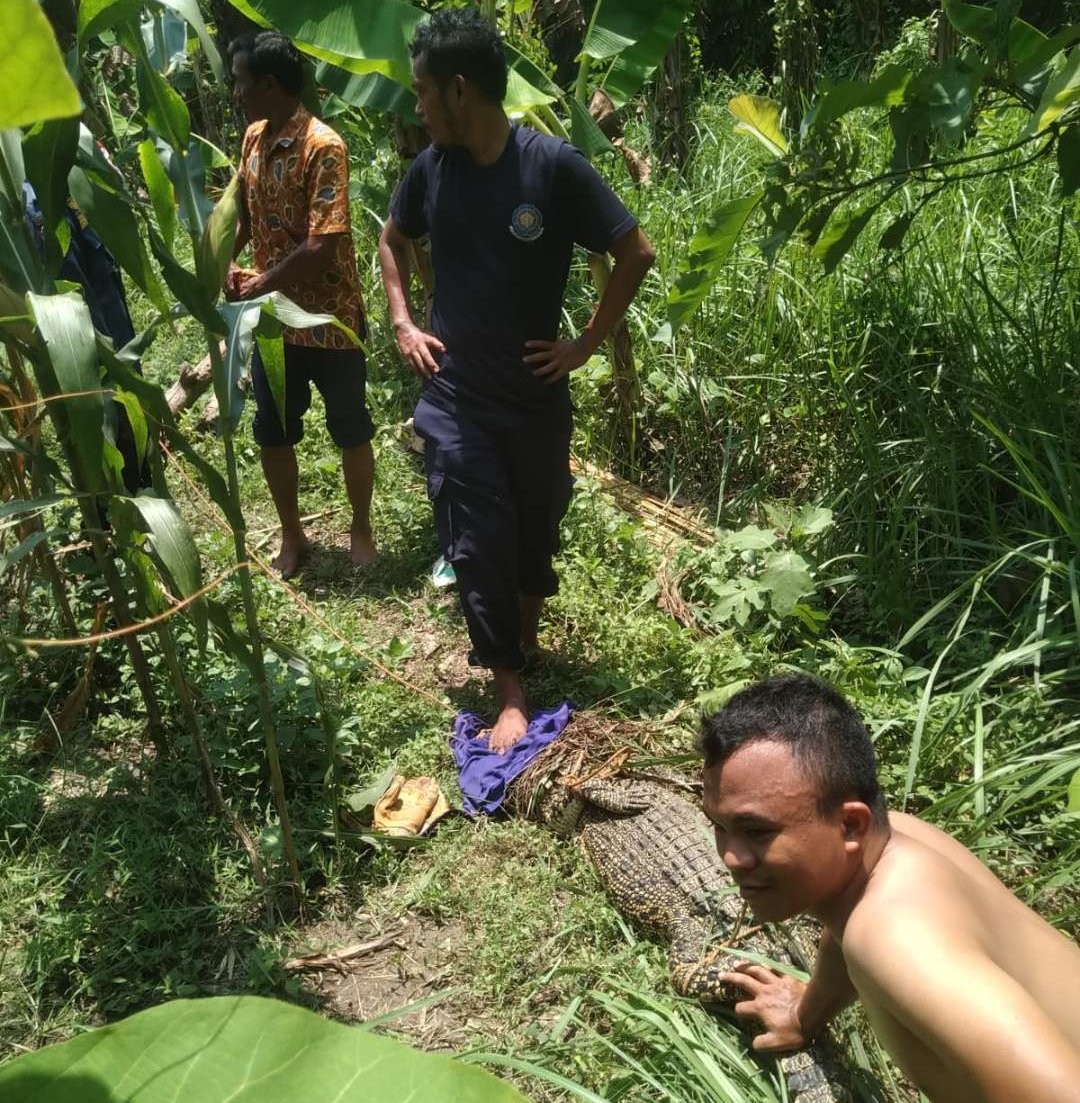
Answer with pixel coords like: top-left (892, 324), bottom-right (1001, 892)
top-left (229, 31), bottom-right (304, 97)
top-left (699, 673), bottom-right (888, 827)
top-left (410, 8), bottom-right (507, 105)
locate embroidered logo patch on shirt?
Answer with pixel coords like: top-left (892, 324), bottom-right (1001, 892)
top-left (509, 203), bottom-right (544, 242)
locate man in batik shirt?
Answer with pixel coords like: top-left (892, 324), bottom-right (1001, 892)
top-left (229, 31), bottom-right (376, 577)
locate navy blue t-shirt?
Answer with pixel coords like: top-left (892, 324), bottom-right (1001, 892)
top-left (390, 124), bottom-right (636, 415)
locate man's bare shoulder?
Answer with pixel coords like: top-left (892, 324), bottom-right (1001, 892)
top-left (842, 818), bottom-right (984, 968)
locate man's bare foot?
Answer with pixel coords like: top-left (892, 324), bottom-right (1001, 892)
top-left (271, 534), bottom-right (311, 580)
top-left (490, 668), bottom-right (529, 753)
top-left (488, 704), bottom-right (528, 753)
top-left (350, 523), bottom-right (377, 568)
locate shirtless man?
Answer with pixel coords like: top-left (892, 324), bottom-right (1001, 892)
top-left (700, 673), bottom-right (1080, 1103)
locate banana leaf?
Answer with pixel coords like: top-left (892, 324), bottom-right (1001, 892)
top-left (0, 995), bottom-right (529, 1101)
top-left (588, 0), bottom-right (696, 109)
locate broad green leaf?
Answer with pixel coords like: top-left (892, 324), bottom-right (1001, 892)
top-left (259, 290), bottom-right (362, 348)
top-left (346, 764), bottom-right (398, 816)
top-left (583, 0), bottom-right (691, 62)
top-left (660, 192), bottom-right (761, 336)
top-left (710, 577), bottom-right (766, 627)
top-left (801, 65), bottom-right (912, 138)
top-left (889, 102), bottom-right (930, 171)
top-left (504, 45), bottom-right (560, 112)
top-left (568, 97), bottom-right (614, 160)
top-left (315, 61), bottom-right (418, 121)
top-left (157, 0), bottom-right (226, 82)
top-left (228, 0), bottom-right (424, 87)
top-left (758, 548), bottom-right (815, 618)
top-left (28, 291), bottom-right (110, 494)
top-left (22, 117), bottom-right (80, 275)
top-left (0, 0), bottom-right (81, 129)
top-left (197, 174), bottom-right (241, 297)
top-left (1028, 49), bottom-right (1080, 135)
top-left (68, 166), bottom-right (167, 311)
top-left (942, 0), bottom-right (1047, 68)
top-left (791, 504), bottom-right (834, 538)
top-left (729, 96), bottom-right (787, 157)
top-left (591, 0), bottom-right (695, 109)
top-left (813, 199), bottom-right (884, 273)
top-left (138, 138), bottom-right (178, 252)
top-left (96, 334), bottom-right (240, 528)
top-left (1012, 24), bottom-right (1080, 86)
top-left (78, 0), bottom-right (145, 42)
top-left (879, 210), bottom-right (914, 250)
top-left (0, 995), bottom-right (529, 1101)
top-left (1059, 124), bottom-right (1080, 195)
top-left (915, 57), bottom-right (984, 142)
top-left (724, 525), bottom-right (779, 553)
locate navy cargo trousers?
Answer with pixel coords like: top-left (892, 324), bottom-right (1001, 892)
top-left (413, 395), bottom-right (573, 672)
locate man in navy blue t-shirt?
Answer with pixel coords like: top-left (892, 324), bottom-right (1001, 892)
top-left (379, 9), bottom-right (654, 752)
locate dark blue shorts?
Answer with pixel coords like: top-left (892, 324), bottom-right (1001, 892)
top-left (251, 343), bottom-right (375, 449)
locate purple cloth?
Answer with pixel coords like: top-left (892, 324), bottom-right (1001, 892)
top-left (451, 702), bottom-right (574, 817)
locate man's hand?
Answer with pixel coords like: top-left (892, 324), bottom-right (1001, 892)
top-left (524, 336), bottom-right (591, 383)
top-left (722, 964), bottom-right (809, 1052)
top-left (395, 320), bottom-right (445, 379)
top-left (234, 271), bottom-right (267, 300)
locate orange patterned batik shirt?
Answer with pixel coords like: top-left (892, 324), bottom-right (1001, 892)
top-left (238, 106), bottom-right (365, 349)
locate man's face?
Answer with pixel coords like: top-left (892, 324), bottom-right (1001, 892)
top-left (412, 54), bottom-right (463, 148)
top-left (232, 55), bottom-right (272, 124)
top-left (702, 740), bottom-right (852, 922)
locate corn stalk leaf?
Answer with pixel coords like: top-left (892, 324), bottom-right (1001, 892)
top-left (0, 0), bottom-right (82, 129)
top-left (138, 137), bottom-right (178, 252)
top-left (22, 117), bottom-right (80, 276)
top-left (197, 174), bottom-right (240, 297)
top-left (123, 493), bottom-right (206, 639)
top-left (0, 129), bottom-right (44, 294)
top-left (27, 290), bottom-right (111, 494)
top-left (68, 166), bottom-right (167, 311)
top-left (0, 995), bottom-right (530, 1101)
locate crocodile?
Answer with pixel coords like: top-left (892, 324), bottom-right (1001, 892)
top-left (505, 757), bottom-right (852, 1103)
